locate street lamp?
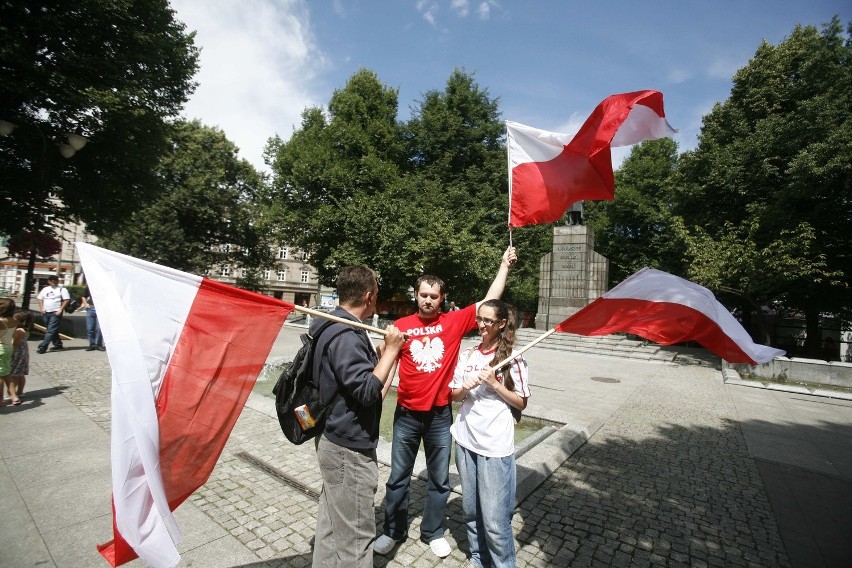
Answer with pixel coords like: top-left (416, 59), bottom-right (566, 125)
top-left (0, 119), bottom-right (89, 308)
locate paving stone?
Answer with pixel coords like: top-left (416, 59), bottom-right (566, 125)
top-left (23, 346), bottom-right (816, 568)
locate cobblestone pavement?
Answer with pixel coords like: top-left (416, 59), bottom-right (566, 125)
top-left (521, 365), bottom-right (788, 568)
top-left (27, 349), bottom-right (798, 568)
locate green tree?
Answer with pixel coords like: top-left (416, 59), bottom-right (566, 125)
top-left (585, 138), bottom-right (683, 286)
top-left (265, 69), bottom-right (406, 290)
top-left (404, 68), bottom-right (547, 308)
top-left (101, 120), bottom-right (270, 283)
top-left (266, 68), bottom-right (547, 307)
top-left (0, 0), bottom-right (199, 304)
top-left (675, 18), bottom-right (851, 353)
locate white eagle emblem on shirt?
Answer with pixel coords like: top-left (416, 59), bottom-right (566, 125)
top-left (410, 336), bottom-right (444, 373)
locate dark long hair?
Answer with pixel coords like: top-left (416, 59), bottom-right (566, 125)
top-left (480, 299), bottom-right (518, 392)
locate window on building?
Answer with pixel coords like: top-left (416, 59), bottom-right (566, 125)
top-left (263, 269), bottom-right (271, 281)
top-left (278, 269), bottom-right (287, 281)
top-left (220, 265), bottom-right (230, 277)
top-left (300, 270), bottom-right (309, 283)
top-left (278, 246), bottom-right (288, 259)
top-left (221, 243), bottom-right (231, 253)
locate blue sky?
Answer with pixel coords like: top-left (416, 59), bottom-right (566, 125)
top-left (170, 1), bottom-right (849, 170)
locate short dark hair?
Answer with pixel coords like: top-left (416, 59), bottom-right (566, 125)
top-left (415, 274), bottom-right (445, 296)
top-left (337, 266), bottom-right (377, 305)
top-left (47, 275), bottom-right (59, 282)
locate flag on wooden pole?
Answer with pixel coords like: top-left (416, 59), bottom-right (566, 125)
top-left (77, 243), bottom-right (294, 567)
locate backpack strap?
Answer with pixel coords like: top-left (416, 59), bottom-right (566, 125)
top-left (311, 320), bottom-right (375, 412)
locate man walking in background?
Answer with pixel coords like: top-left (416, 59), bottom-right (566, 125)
top-left (36, 275), bottom-right (70, 354)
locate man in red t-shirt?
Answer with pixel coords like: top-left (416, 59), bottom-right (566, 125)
top-left (375, 246), bottom-right (517, 558)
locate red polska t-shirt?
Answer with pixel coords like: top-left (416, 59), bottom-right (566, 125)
top-left (395, 304), bottom-right (477, 410)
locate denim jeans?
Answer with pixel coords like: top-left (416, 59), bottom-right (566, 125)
top-left (455, 443), bottom-right (517, 568)
top-left (382, 404), bottom-right (452, 542)
top-left (38, 312), bottom-right (63, 351)
top-left (86, 306), bottom-right (103, 347)
top-left (312, 436), bottom-right (378, 568)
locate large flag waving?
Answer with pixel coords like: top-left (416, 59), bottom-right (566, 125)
top-left (77, 243), bottom-right (294, 567)
top-left (508, 90), bottom-right (677, 227)
top-left (556, 267), bottom-right (784, 365)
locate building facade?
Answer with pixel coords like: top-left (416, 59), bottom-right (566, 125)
top-left (1, 223), bottom-right (333, 307)
top-left (210, 244), bottom-right (335, 308)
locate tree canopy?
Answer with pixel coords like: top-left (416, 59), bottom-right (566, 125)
top-left (0, 0), bottom-right (199, 237)
top-left (585, 138), bottom-right (683, 285)
top-left (266, 68), bottom-right (549, 309)
top-left (101, 120), bottom-right (270, 286)
top-left (674, 18), bottom-right (851, 350)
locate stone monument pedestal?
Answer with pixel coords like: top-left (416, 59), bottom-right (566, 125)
top-left (535, 225), bottom-right (609, 330)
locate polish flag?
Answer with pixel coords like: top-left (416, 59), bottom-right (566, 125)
top-left (508, 90), bottom-right (677, 227)
top-left (556, 268), bottom-right (784, 365)
top-left (77, 243), bottom-right (293, 567)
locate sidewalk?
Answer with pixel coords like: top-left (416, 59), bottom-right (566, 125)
top-left (1, 326), bottom-right (850, 567)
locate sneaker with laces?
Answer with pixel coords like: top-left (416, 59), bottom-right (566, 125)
top-left (428, 537), bottom-right (451, 558)
top-left (373, 534), bottom-right (398, 555)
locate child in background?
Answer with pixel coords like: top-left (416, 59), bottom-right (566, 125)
top-left (449, 299), bottom-right (531, 568)
top-left (8, 309), bottom-right (34, 402)
top-left (0, 298), bottom-right (17, 406)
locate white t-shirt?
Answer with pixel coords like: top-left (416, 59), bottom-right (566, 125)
top-left (449, 345), bottom-right (531, 458)
top-left (37, 284), bottom-right (70, 313)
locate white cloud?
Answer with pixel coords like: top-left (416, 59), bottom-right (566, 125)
top-left (170, 0), bottom-right (324, 170)
top-left (477, 1), bottom-right (492, 20)
top-left (706, 54), bottom-right (746, 80)
top-left (555, 113), bottom-right (588, 137)
top-left (451, 0), bottom-right (469, 17)
top-left (417, 0), bottom-right (439, 26)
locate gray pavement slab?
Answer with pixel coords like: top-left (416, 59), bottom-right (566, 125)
top-left (1, 327), bottom-right (850, 567)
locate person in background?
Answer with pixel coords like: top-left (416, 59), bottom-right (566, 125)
top-left (80, 286), bottom-right (104, 351)
top-left (36, 275), bottom-right (70, 354)
top-left (6, 309), bottom-right (34, 403)
top-left (375, 246), bottom-right (517, 559)
top-left (0, 298), bottom-right (18, 405)
top-left (450, 299), bottom-right (530, 568)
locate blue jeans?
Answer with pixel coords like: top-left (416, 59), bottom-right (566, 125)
top-left (382, 404), bottom-right (452, 543)
top-left (86, 306), bottom-right (103, 347)
top-left (38, 312), bottom-right (63, 351)
top-left (455, 444), bottom-right (517, 568)
top-left (313, 436), bottom-right (378, 568)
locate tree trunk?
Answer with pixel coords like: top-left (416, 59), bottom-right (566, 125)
top-left (21, 245), bottom-right (37, 310)
top-left (804, 307), bottom-right (821, 358)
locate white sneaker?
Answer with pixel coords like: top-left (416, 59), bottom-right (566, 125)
top-left (428, 537), bottom-right (452, 558)
top-left (373, 534), bottom-right (398, 555)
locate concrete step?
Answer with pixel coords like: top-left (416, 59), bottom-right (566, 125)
top-left (514, 327), bottom-right (678, 362)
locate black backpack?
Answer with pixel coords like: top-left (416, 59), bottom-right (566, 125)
top-left (273, 320), bottom-right (341, 445)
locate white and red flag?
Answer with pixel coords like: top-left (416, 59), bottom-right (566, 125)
top-left (77, 243), bottom-right (293, 567)
top-left (556, 267), bottom-right (784, 365)
top-left (507, 90), bottom-right (677, 227)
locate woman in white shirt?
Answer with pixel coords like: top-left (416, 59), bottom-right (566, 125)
top-left (450, 299), bottom-right (530, 568)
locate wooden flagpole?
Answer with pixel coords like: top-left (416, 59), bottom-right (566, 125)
top-left (292, 304), bottom-right (394, 337)
top-left (490, 327), bottom-right (559, 370)
top-left (506, 119), bottom-right (514, 249)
